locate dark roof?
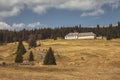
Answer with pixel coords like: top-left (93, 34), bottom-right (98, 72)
top-left (78, 32), bottom-right (96, 37)
top-left (65, 32), bottom-right (79, 37)
top-left (65, 32), bottom-right (96, 37)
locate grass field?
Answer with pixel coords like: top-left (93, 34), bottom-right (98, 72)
top-left (0, 39), bottom-right (120, 80)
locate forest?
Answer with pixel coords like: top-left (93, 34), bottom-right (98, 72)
top-left (0, 22), bottom-right (120, 44)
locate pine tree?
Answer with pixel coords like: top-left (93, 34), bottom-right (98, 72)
top-left (43, 47), bottom-right (56, 65)
top-left (16, 40), bottom-right (26, 55)
top-left (28, 51), bottom-right (34, 61)
top-left (28, 34), bottom-right (37, 48)
top-left (15, 40), bottom-right (26, 63)
top-left (106, 24), bottom-right (113, 40)
top-left (28, 38), bottom-right (37, 48)
top-left (15, 51), bottom-right (23, 63)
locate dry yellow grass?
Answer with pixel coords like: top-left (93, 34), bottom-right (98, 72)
top-left (0, 39), bottom-right (120, 80)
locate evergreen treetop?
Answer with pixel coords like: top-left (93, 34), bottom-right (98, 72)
top-left (16, 40), bottom-right (26, 55)
top-left (15, 50), bottom-right (23, 63)
top-left (28, 34), bottom-right (37, 48)
top-left (28, 51), bottom-right (34, 61)
top-left (43, 47), bottom-right (56, 65)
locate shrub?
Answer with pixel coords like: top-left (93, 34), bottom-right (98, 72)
top-left (2, 62), bottom-right (6, 66)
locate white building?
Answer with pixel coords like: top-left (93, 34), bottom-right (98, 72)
top-left (65, 32), bottom-right (79, 39)
top-left (65, 32), bottom-right (96, 39)
top-left (78, 32), bottom-right (96, 39)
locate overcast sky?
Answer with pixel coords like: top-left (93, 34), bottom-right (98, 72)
top-left (0, 0), bottom-right (120, 30)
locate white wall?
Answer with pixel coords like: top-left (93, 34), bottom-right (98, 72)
top-left (65, 36), bottom-right (95, 39)
top-left (78, 36), bottom-right (95, 39)
top-left (65, 36), bottom-right (77, 39)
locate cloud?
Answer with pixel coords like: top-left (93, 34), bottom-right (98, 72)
top-left (0, 22), bottom-right (42, 31)
top-left (81, 9), bottom-right (104, 17)
top-left (58, 0), bottom-right (96, 11)
top-left (27, 22), bottom-right (41, 29)
top-left (0, 22), bottom-right (11, 30)
top-left (32, 6), bottom-right (47, 15)
top-left (0, 0), bottom-right (24, 20)
top-left (12, 23), bottom-right (25, 30)
top-left (0, 0), bottom-right (120, 19)
top-left (28, 22), bottom-right (40, 27)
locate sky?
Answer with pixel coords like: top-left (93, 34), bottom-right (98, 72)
top-left (0, 0), bottom-right (120, 30)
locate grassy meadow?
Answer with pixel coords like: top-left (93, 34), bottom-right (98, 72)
top-left (0, 39), bottom-right (120, 80)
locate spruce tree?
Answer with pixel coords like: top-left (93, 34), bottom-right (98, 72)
top-left (28, 38), bottom-right (37, 48)
top-left (43, 47), bottom-right (56, 65)
top-left (28, 51), bottom-right (34, 61)
top-left (106, 30), bottom-right (112, 40)
top-left (106, 24), bottom-right (113, 40)
top-left (15, 40), bottom-right (26, 63)
top-left (15, 51), bottom-right (23, 63)
top-left (16, 40), bottom-right (26, 55)
top-left (28, 34), bottom-right (37, 48)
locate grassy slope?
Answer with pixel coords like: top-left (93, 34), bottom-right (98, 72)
top-left (0, 39), bottom-right (120, 80)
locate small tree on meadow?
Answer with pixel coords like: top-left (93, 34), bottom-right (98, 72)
top-left (43, 47), bottom-right (56, 65)
top-left (28, 51), bottom-right (34, 61)
top-left (16, 40), bottom-right (26, 55)
top-left (15, 51), bottom-right (23, 63)
top-left (15, 40), bottom-right (26, 63)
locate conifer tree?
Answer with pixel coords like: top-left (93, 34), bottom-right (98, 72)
top-left (43, 47), bottom-right (56, 65)
top-left (15, 51), bottom-right (23, 63)
top-left (16, 40), bottom-right (26, 55)
top-left (106, 29), bottom-right (111, 40)
top-left (28, 51), bottom-right (34, 61)
top-left (28, 38), bottom-right (37, 48)
top-left (106, 24), bottom-right (113, 40)
top-left (15, 40), bottom-right (26, 63)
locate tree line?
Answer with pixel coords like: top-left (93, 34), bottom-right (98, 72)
top-left (0, 22), bottom-right (120, 44)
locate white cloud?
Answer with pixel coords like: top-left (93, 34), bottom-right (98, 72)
top-left (81, 9), bottom-right (105, 17)
top-left (58, 0), bottom-right (96, 11)
top-left (32, 6), bottom-right (47, 15)
top-left (27, 22), bottom-right (41, 29)
top-left (12, 23), bottom-right (25, 30)
top-left (0, 0), bottom-right (24, 20)
top-left (0, 22), bottom-right (11, 30)
top-left (0, 21), bottom-right (42, 31)
top-left (0, 0), bottom-right (120, 19)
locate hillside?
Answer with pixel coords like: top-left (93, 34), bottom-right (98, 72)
top-left (0, 39), bottom-right (120, 80)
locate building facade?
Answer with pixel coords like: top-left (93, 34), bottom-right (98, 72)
top-left (65, 32), bottom-right (96, 39)
top-left (65, 32), bottom-right (79, 39)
